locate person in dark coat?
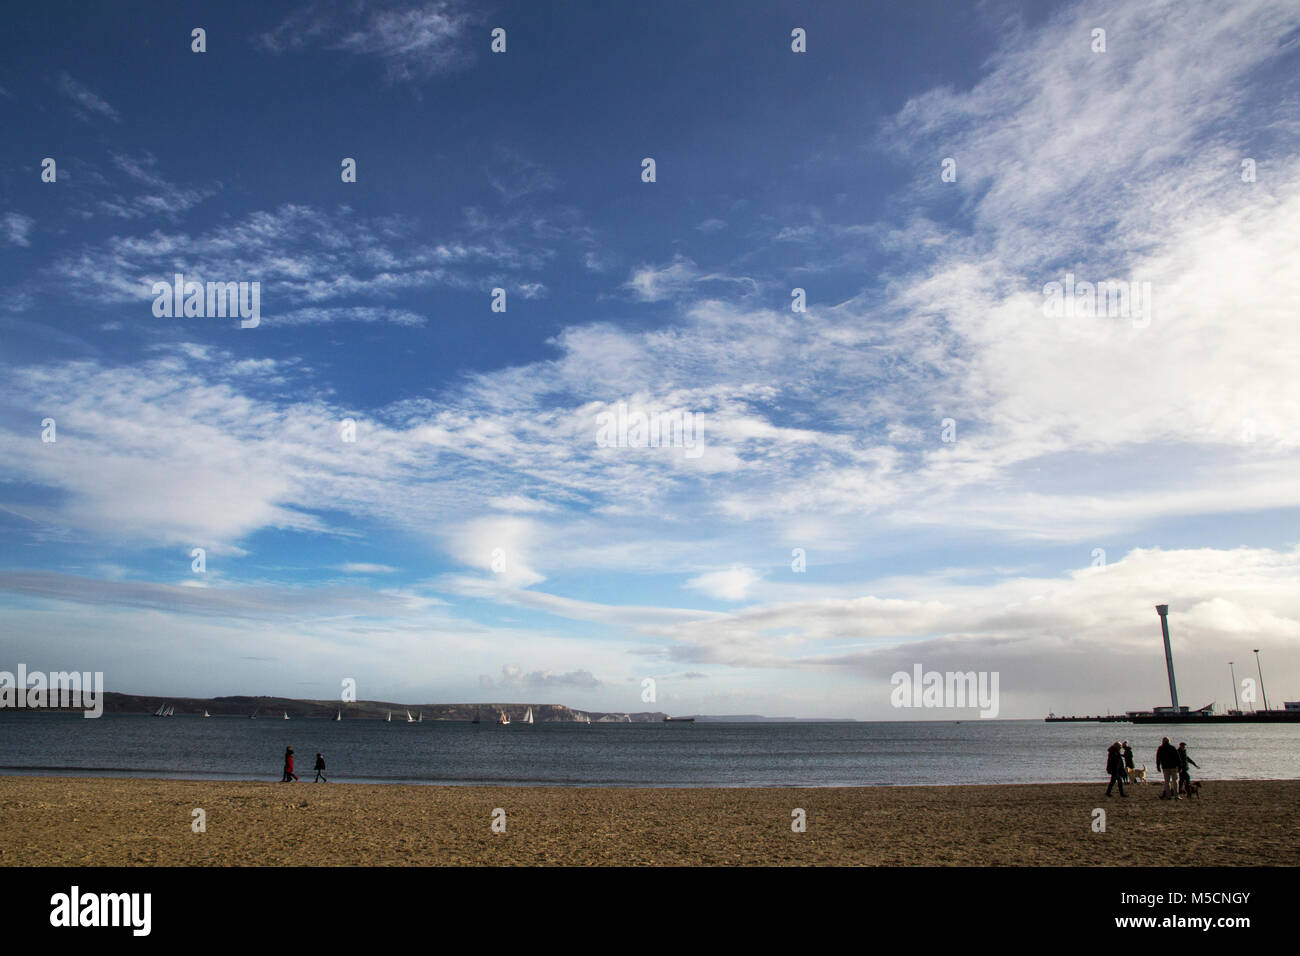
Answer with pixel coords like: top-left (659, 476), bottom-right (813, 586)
top-left (1156, 737), bottom-right (1180, 799)
top-left (1122, 741), bottom-right (1135, 780)
top-left (1105, 741), bottom-right (1127, 797)
top-left (1176, 742), bottom-right (1199, 795)
top-left (281, 746), bottom-right (298, 782)
top-left (313, 752), bottom-right (327, 783)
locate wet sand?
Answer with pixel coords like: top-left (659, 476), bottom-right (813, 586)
top-left (1, 776), bottom-right (1296, 866)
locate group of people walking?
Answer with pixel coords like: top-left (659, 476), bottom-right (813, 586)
top-left (281, 746), bottom-right (328, 782)
top-left (1105, 737), bottom-right (1198, 798)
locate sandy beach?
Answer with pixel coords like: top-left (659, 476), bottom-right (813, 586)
top-left (1, 775), bottom-right (1296, 866)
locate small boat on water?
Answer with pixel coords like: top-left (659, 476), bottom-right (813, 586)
top-left (250, 708), bottom-right (258, 719)
top-left (523, 707), bottom-right (534, 725)
top-left (283, 712), bottom-right (290, 720)
top-left (386, 711), bottom-right (392, 723)
top-left (498, 710), bottom-right (511, 726)
top-left (335, 710), bottom-right (342, 721)
top-left (406, 710), bottom-right (415, 723)
top-left (203, 710), bottom-right (210, 718)
top-left (417, 712), bottom-right (423, 723)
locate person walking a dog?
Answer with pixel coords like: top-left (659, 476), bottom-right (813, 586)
top-left (1177, 742), bottom-right (1199, 795)
top-left (1122, 741), bottom-right (1135, 781)
top-left (1105, 741), bottom-right (1127, 797)
top-left (1156, 737), bottom-right (1180, 799)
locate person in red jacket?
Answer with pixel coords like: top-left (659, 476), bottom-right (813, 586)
top-left (281, 746), bottom-right (298, 782)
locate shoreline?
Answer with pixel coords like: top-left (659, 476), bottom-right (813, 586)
top-left (2, 769), bottom-right (1299, 788)
top-left (2, 775), bottom-right (1297, 866)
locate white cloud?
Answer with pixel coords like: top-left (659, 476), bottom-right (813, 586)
top-left (57, 72), bottom-right (119, 122)
top-left (1, 212), bottom-right (33, 247)
top-left (624, 256), bottom-right (700, 302)
top-left (686, 567), bottom-right (761, 602)
top-left (259, 0), bottom-right (475, 83)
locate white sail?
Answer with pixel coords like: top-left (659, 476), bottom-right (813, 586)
top-left (524, 707), bottom-right (534, 724)
top-left (283, 711), bottom-right (289, 720)
top-left (498, 709), bottom-right (510, 725)
top-left (406, 710), bottom-right (414, 723)
top-left (418, 713), bottom-right (423, 723)
top-left (336, 710), bottom-right (341, 721)
top-left (203, 710), bottom-right (210, 718)
top-left (386, 711), bottom-right (392, 722)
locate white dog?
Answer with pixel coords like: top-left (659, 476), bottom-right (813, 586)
top-left (1128, 765), bottom-right (1148, 784)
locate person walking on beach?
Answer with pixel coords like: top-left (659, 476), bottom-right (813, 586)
top-left (281, 746), bottom-right (298, 782)
top-left (1156, 737), bottom-right (1179, 799)
top-left (1105, 741), bottom-right (1127, 797)
top-left (313, 752), bottom-right (327, 783)
top-left (1177, 742), bottom-right (1199, 795)
top-left (1122, 741), bottom-right (1135, 781)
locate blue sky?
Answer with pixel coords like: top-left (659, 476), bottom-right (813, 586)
top-left (2, 0), bottom-right (1299, 718)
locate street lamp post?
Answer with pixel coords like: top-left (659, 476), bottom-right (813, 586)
top-left (1229, 661), bottom-right (1240, 713)
top-left (1253, 649), bottom-right (1269, 712)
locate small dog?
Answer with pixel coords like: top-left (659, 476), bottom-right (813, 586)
top-left (1127, 765), bottom-right (1148, 784)
top-left (1185, 780), bottom-right (1201, 798)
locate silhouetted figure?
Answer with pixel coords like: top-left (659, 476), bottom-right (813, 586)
top-left (281, 746), bottom-right (298, 782)
top-left (1122, 741), bottom-right (1134, 780)
top-left (1156, 737), bottom-right (1179, 799)
top-left (1177, 742), bottom-right (1199, 795)
top-left (314, 753), bottom-right (327, 783)
top-left (1105, 741), bottom-right (1127, 797)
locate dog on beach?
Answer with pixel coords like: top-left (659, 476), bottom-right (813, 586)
top-left (1184, 780), bottom-right (1201, 798)
top-left (1127, 765), bottom-right (1147, 784)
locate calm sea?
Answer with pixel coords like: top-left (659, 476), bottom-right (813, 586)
top-left (1, 714), bottom-right (1296, 787)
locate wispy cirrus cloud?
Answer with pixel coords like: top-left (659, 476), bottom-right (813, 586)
top-left (1, 212), bottom-right (34, 247)
top-left (37, 203), bottom-right (554, 317)
top-left (94, 152), bottom-right (219, 221)
top-left (56, 71), bottom-right (119, 122)
top-left (257, 0), bottom-right (476, 83)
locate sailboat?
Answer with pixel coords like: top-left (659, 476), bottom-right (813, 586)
top-left (250, 708), bottom-right (259, 719)
top-left (153, 703), bottom-right (165, 717)
top-left (386, 711), bottom-right (392, 723)
top-left (498, 709), bottom-right (511, 726)
top-left (203, 710), bottom-right (210, 718)
top-left (583, 713), bottom-right (591, 726)
top-left (417, 712), bottom-right (423, 723)
top-left (335, 710), bottom-right (342, 721)
top-left (523, 707), bottom-right (534, 725)
top-left (406, 710), bottom-right (415, 723)
top-left (283, 711), bottom-right (290, 720)
top-left (162, 705), bottom-right (173, 717)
